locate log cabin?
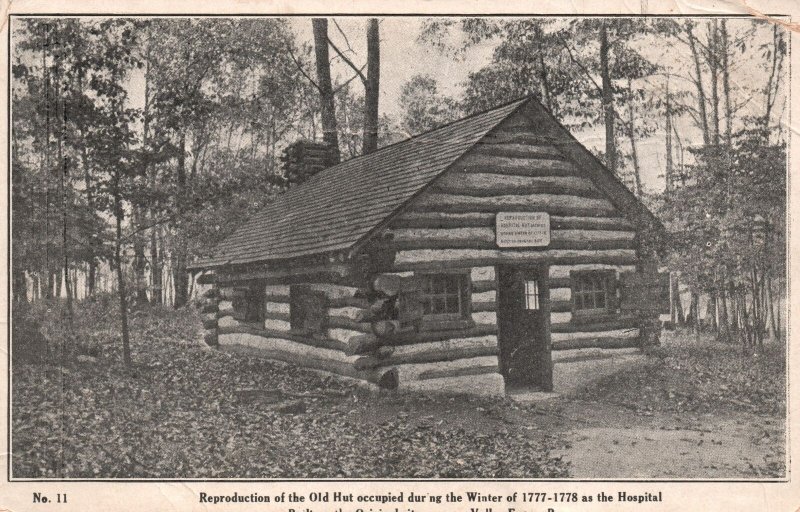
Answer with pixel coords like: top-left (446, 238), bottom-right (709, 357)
top-left (188, 96), bottom-right (666, 397)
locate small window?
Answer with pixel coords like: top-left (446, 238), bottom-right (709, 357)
top-left (572, 271), bottom-right (615, 314)
top-left (525, 280), bottom-right (540, 310)
top-left (421, 273), bottom-right (469, 320)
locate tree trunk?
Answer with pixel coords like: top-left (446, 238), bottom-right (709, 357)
top-left (626, 77), bottom-right (643, 196)
top-left (132, 209), bottom-right (149, 305)
top-left (664, 80), bottom-right (673, 195)
top-left (599, 23), bottom-right (616, 173)
top-left (362, 18), bottom-right (380, 155)
top-left (687, 23), bottom-right (711, 145)
top-left (312, 19), bottom-right (341, 165)
top-left (708, 20), bottom-right (720, 146)
top-left (172, 132), bottom-right (189, 308)
top-left (56, 47), bottom-right (74, 332)
top-left (150, 222), bottom-right (162, 305)
top-left (720, 19), bottom-right (733, 146)
top-left (114, 174), bottom-right (132, 369)
top-left (12, 268), bottom-right (27, 303)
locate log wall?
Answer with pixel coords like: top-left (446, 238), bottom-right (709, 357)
top-left (215, 281), bottom-right (398, 390)
top-left (385, 113), bottom-right (644, 368)
top-left (204, 110), bottom-right (649, 397)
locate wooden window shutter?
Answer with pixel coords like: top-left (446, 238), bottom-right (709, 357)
top-left (619, 271), bottom-right (662, 313)
top-left (290, 285), bottom-right (328, 334)
top-left (397, 276), bottom-right (424, 330)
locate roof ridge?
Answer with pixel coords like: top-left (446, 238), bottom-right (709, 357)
top-left (294, 95), bottom-right (534, 189)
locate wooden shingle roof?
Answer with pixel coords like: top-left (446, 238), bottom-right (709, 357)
top-left (190, 97), bottom-right (530, 269)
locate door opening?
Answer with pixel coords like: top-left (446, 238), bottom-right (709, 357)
top-left (496, 265), bottom-right (553, 390)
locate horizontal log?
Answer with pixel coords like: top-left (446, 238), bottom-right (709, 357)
top-left (480, 130), bottom-right (563, 146)
top-left (306, 283), bottom-right (363, 299)
top-left (548, 277), bottom-right (572, 289)
top-left (218, 307), bottom-right (235, 318)
top-left (372, 320), bottom-right (402, 337)
top-left (472, 301), bottom-right (497, 313)
top-left (219, 288), bottom-right (244, 300)
top-left (392, 212), bottom-right (635, 232)
top-left (220, 332), bottom-right (359, 365)
top-left (219, 332), bottom-right (360, 378)
top-left (419, 318), bottom-right (475, 332)
top-left (327, 316), bottom-right (373, 333)
top-left (472, 311), bottom-right (497, 326)
top-left (458, 154), bottom-right (578, 177)
top-left (471, 289), bottom-right (497, 303)
top-left (395, 355), bottom-right (500, 382)
top-left (551, 316), bottom-right (639, 333)
top-left (416, 362), bottom-right (499, 381)
top-left (550, 287), bottom-right (571, 302)
top-left (264, 311), bottom-right (290, 322)
top-left (472, 279), bottom-right (497, 293)
top-left (264, 318), bottom-right (291, 331)
top-left (328, 306), bottom-right (368, 322)
top-left (217, 265), bottom-right (353, 285)
top-left (471, 266), bottom-right (496, 281)
top-left (551, 215), bottom-right (635, 231)
top-left (202, 312), bottom-right (218, 323)
top-left (392, 212), bottom-right (496, 229)
top-left (414, 192), bottom-right (617, 217)
top-left (218, 325), bottom-right (348, 352)
top-left (472, 142), bottom-right (565, 160)
top-left (328, 296), bottom-right (370, 308)
top-left (377, 342), bottom-right (499, 368)
top-left (431, 173), bottom-right (602, 198)
top-left (388, 227), bottom-right (636, 251)
top-left (221, 341), bottom-right (395, 387)
top-left (328, 327), bottom-right (375, 345)
top-left (218, 316), bottom-right (240, 328)
top-left (346, 333), bottom-right (386, 356)
top-left (550, 311), bottom-right (572, 324)
top-left (218, 300), bottom-right (233, 311)
top-left (552, 336), bottom-right (641, 351)
top-left (552, 328), bottom-right (639, 342)
top-left (394, 249), bottom-right (637, 271)
top-left (264, 294), bottom-right (290, 304)
top-left (265, 302), bottom-right (290, 315)
top-left (399, 372), bottom-right (506, 397)
top-left (551, 300), bottom-right (572, 313)
top-left (383, 324), bottom-right (498, 346)
top-left (549, 264), bottom-right (637, 279)
top-left (264, 284), bottom-right (291, 296)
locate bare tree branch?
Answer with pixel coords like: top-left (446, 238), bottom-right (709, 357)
top-left (326, 36), bottom-right (367, 84)
top-left (288, 47), bottom-right (321, 92)
top-left (332, 64), bottom-right (367, 95)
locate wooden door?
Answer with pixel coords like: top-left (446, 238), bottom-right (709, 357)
top-left (497, 265), bottom-right (553, 390)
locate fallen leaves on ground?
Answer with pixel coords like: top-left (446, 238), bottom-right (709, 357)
top-left (12, 299), bottom-right (568, 479)
top-left (576, 332), bottom-right (786, 417)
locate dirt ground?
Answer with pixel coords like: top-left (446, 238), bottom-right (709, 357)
top-left (533, 399), bottom-right (784, 479)
top-left (346, 391), bottom-right (784, 479)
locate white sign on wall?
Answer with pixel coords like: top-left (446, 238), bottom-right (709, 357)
top-left (495, 212), bottom-right (551, 248)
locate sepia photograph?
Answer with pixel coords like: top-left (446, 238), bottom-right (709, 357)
top-left (9, 14), bottom-right (788, 480)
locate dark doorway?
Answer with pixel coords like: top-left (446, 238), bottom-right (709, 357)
top-left (496, 265), bottom-right (553, 390)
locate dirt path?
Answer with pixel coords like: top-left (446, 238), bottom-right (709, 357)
top-left (343, 391), bottom-right (784, 479)
top-left (527, 399), bottom-right (785, 479)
